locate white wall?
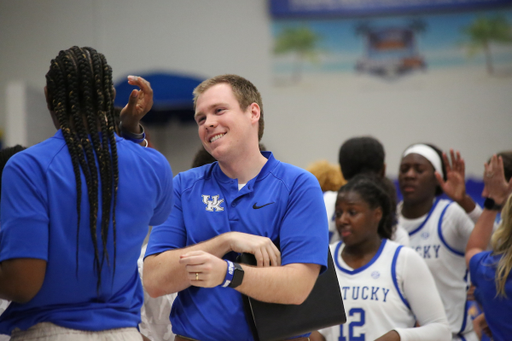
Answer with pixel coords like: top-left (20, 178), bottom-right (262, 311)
top-left (1, 0), bottom-right (511, 177)
top-left (5, 82), bottom-right (53, 147)
top-left (5, 82), bottom-right (27, 147)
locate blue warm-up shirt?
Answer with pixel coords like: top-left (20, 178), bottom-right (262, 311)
top-left (0, 130), bottom-right (174, 334)
top-left (145, 151), bottom-right (329, 341)
top-left (470, 251), bottom-right (512, 341)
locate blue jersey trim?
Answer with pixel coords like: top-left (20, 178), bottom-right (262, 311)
top-left (437, 202), bottom-right (465, 257)
top-left (458, 298), bottom-right (469, 336)
top-left (408, 198), bottom-right (440, 236)
top-left (457, 273), bottom-right (470, 336)
top-left (335, 239), bottom-right (387, 275)
top-left (334, 242), bottom-right (343, 271)
top-left (391, 245), bottom-right (411, 310)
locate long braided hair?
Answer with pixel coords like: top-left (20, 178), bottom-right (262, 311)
top-left (45, 46), bottom-right (119, 292)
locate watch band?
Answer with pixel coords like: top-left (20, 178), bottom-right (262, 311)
top-left (228, 262), bottom-right (244, 289)
top-left (483, 197), bottom-right (503, 211)
top-left (120, 122), bottom-right (146, 143)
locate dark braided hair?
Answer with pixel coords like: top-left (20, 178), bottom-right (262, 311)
top-left (45, 46), bottom-right (119, 292)
top-left (338, 173), bottom-right (395, 239)
top-left (100, 53), bottom-right (120, 276)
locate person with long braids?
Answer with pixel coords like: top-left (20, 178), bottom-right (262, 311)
top-left (0, 46), bottom-right (174, 340)
top-left (397, 143), bottom-right (477, 341)
top-left (312, 174), bottom-right (450, 341)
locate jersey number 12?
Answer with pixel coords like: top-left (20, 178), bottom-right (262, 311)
top-left (339, 308), bottom-right (365, 341)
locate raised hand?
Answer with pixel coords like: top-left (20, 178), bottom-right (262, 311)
top-left (482, 154), bottom-right (512, 205)
top-left (119, 75), bottom-right (154, 133)
top-left (435, 149), bottom-right (466, 202)
top-left (435, 149), bottom-right (476, 213)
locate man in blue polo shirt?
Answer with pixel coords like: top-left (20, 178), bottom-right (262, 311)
top-left (143, 74), bottom-right (328, 341)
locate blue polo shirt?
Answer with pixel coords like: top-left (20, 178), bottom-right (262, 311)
top-left (470, 251), bottom-right (512, 341)
top-left (0, 130), bottom-right (174, 334)
top-left (145, 151), bottom-right (329, 341)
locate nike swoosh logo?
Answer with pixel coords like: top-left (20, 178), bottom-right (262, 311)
top-left (253, 202), bottom-right (275, 209)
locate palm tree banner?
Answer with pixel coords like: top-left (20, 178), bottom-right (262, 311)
top-left (271, 8), bottom-right (512, 81)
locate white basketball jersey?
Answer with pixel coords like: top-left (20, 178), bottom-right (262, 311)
top-left (400, 199), bottom-right (474, 340)
top-left (321, 239), bottom-right (414, 341)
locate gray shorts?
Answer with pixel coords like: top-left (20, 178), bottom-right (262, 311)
top-left (10, 322), bottom-right (142, 341)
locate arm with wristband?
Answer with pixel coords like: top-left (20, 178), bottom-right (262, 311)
top-left (144, 172), bottom-right (325, 304)
top-left (119, 75), bottom-right (152, 147)
top-left (174, 173), bottom-right (326, 305)
top-left (120, 122), bottom-right (148, 147)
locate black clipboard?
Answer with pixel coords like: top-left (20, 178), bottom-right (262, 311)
top-left (238, 248), bottom-right (346, 341)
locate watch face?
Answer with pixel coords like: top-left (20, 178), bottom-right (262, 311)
top-left (484, 198), bottom-right (494, 209)
top-left (229, 263), bottom-right (244, 288)
top-left (484, 198), bottom-right (501, 210)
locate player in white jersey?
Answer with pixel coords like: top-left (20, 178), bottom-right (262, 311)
top-left (398, 143), bottom-right (478, 341)
top-left (313, 174), bottom-right (449, 341)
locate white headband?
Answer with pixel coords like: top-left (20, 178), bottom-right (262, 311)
top-left (403, 144), bottom-right (443, 176)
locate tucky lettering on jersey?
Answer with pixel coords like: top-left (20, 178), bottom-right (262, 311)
top-left (202, 195), bottom-right (225, 212)
top-left (341, 286), bottom-right (390, 302)
top-left (413, 244), bottom-right (441, 259)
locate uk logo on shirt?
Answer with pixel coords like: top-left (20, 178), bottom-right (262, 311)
top-left (202, 195), bottom-right (225, 212)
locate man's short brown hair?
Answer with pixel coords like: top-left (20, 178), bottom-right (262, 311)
top-left (193, 74), bottom-right (264, 141)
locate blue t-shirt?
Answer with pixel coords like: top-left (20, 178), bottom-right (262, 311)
top-left (145, 151), bottom-right (329, 341)
top-left (0, 130), bottom-right (174, 334)
top-left (470, 251), bottom-right (512, 341)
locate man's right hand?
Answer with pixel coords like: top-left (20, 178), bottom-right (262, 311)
top-left (224, 232), bottom-right (281, 267)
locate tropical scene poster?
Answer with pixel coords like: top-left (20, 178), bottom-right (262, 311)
top-left (271, 8), bottom-right (512, 88)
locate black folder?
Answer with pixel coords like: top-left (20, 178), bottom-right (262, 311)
top-left (238, 248), bottom-right (346, 341)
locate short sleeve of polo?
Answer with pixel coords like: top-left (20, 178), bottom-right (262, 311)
top-left (278, 171), bottom-right (329, 272)
top-left (145, 173), bottom-right (187, 257)
top-left (0, 153), bottom-right (49, 262)
top-left (147, 149), bottom-right (175, 227)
